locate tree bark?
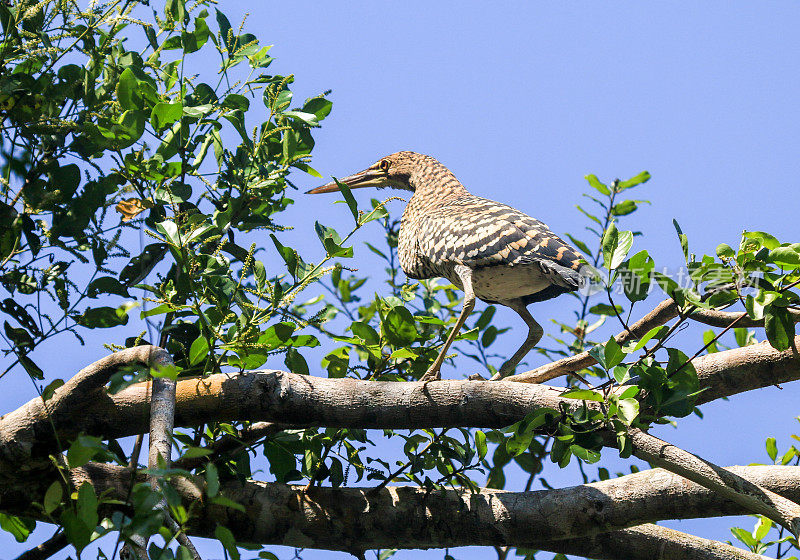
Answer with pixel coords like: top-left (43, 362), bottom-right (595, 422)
top-left (1, 462), bottom-right (794, 556)
top-left (2, 336), bottom-right (797, 474)
top-left (508, 298), bottom-right (800, 384)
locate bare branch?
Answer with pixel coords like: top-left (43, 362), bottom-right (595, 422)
top-left (509, 298), bottom-right (679, 383)
top-left (1, 462), bottom-right (795, 556)
top-left (2, 337), bottom-right (799, 472)
top-left (551, 524), bottom-right (770, 560)
top-left (628, 428), bottom-right (800, 538)
top-left (145, 354), bottom-right (203, 560)
top-left (507, 298), bottom-right (800, 384)
top-left (13, 531), bottom-right (68, 560)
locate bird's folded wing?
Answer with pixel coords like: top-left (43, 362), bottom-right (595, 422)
top-left (418, 197), bottom-right (586, 287)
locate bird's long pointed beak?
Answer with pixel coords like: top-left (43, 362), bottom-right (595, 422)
top-left (306, 169), bottom-right (384, 194)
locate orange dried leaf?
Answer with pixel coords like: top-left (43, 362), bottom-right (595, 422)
top-left (115, 198), bottom-right (154, 221)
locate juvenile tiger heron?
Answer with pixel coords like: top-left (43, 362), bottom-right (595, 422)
top-left (307, 151), bottom-right (588, 381)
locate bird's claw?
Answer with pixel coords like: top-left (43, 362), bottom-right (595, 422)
top-left (419, 368), bottom-right (441, 384)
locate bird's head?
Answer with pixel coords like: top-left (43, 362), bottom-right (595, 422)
top-left (306, 151), bottom-right (427, 195)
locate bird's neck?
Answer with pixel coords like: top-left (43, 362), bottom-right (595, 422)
top-left (409, 159), bottom-right (469, 204)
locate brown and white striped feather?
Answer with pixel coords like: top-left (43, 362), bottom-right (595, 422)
top-left (399, 195), bottom-right (586, 304)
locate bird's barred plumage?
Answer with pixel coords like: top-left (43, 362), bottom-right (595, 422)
top-left (394, 156), bottom-right (586, 306)
top-left (309, 150), bottom-right (587, 380)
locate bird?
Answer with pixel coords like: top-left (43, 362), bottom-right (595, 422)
top-left (307, 151), bottom-right (588, 382)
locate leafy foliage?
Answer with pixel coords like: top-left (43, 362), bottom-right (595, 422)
top-left (0, 1), bottom-right (799, 559)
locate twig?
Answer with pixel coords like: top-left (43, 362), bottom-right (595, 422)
top-left (508, 298), bottom-right (679, 383)
top-left (173, 421), bottom-right (297, 471)
top-left (13, 530), bottom-right (68, 560)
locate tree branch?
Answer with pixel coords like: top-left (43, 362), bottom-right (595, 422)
top-left (13, 531), bottom-right (68, 560)
top-left (509, 298), bottom-right (680, 383)
top-left (628, 428), bottom-right (800, 538)
top-left (550, 524), bottom-right (770, 560)
top-left (507, 298), bottom-right (800, 384)
top-left (2, 337), bottom-right (799, 473)
top-left (0, 462), bottom-right (794, 557)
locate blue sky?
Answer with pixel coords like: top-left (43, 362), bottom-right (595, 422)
top-left (4, 2), bottom-right (800, 559)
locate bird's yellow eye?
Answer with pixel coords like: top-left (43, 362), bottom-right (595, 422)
top-left (379, 159), bottom-right (391, 172)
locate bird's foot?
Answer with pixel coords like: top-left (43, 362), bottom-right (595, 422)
top-left (419, 367), bottom-right (441, 384)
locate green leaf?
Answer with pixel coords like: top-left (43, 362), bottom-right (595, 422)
top-left (182, 447), bottom-right (212, 459)
top-left (303, 97), bottom-right (333, 120)
top-left (475, 306), bottom-right (496, 330)
top-left (41, 378), bottom-right (64, 401)
top-left (0, 298), bottom-right (40, 336)
top-left (115, 68), bottom-right (142, 111)
top-left (333, 178), bottom-right (358, 223)
top-left (588, 343), bottom-right (607, 369)
top-left (617, 398), bottom-right (640, 425)
top-left (616, 170), bottom-right (651, 191)
top-left (585, 174), bottom-right (610, 195)
top-left (282, 110), bottom-right (319, 127)
top-left (43, 481), bottom-right (62, 514)
top-left (382, 307), bottom-right (419, 346)
top-left (753, 516), bottom-right (772, 541)
top-left (87, 276), bottom-right (130, 298)
top-left (716, 243), bottom-right (735, 259)
top-left (604, 336), bottom-right (625, 369)
top-left (673, 219), bottom-right (689, 262)
top-left (76, 482), bottom-right (98, 536)
top-left (18, 355), bottom-right (43, 379)
top-left (766, 437), bottom-right (778, 462)
top-left (769, 244), bottom-right (800, 267)
top-left (570, 444), bottom-right (601, 464)
top-left (264, 441), bottom-right (297, 482)
top-left (67, 435), bottom-right (104, 468)
top-left (119, 244), bottom-right (169, 287)
top-left (620, 250), bottom-right (654, 303)
top-left (611, 200), bottom-right (638, 216)
top-left (151, 102), bottom-right (183, 131)
top-left (588, 303), bottom-right (622, 316)
top-left (206, 463), bottom-right (219, 498)
top-left (566, 234), bottom-right (592, 257)
top-left (475, 430), bottom-right (488, 460)
top-left (4, 321), bottom-right (34, 353)
top-left (0, 513), bottom-right (34, 543)
top-left (561, 388), bottom-right (604, 402)
top-left (284, 348), bottom-right (309, 375)
top-left (189, 335), bottom-right (209, 366)
top-left (215, 525), bottom-right (240, 560)
top-left (743, 231), bottom-right (780, 251)
top-left (624, 325), bottom-right (663, 353)
top-left (765, 305), bottom-right (795, 352)
top-left (75, 306), bottom-right (129, 329)
top-left (731, 527), bottom-right (757, 548)
top-left (351, 321), bottom-right (380, 345)
top-left (602, 223), bottom-right (634, 270)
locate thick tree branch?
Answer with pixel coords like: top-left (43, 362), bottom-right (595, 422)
top-left (508, 298), bottom-right (800, 384)
top-left (628, 428), bottom-right (800, 537)
top-left (550, 524), bottom-right (770, 560)
top-left (1, 462), bottom-right (794, 557)
top-left (2, 337), bottom-right (798, 473)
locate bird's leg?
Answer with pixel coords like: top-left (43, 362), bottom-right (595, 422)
top-left (491, 301), bottom-right (543, 380)
top-left (419, 265), bottom-right (475, 382)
